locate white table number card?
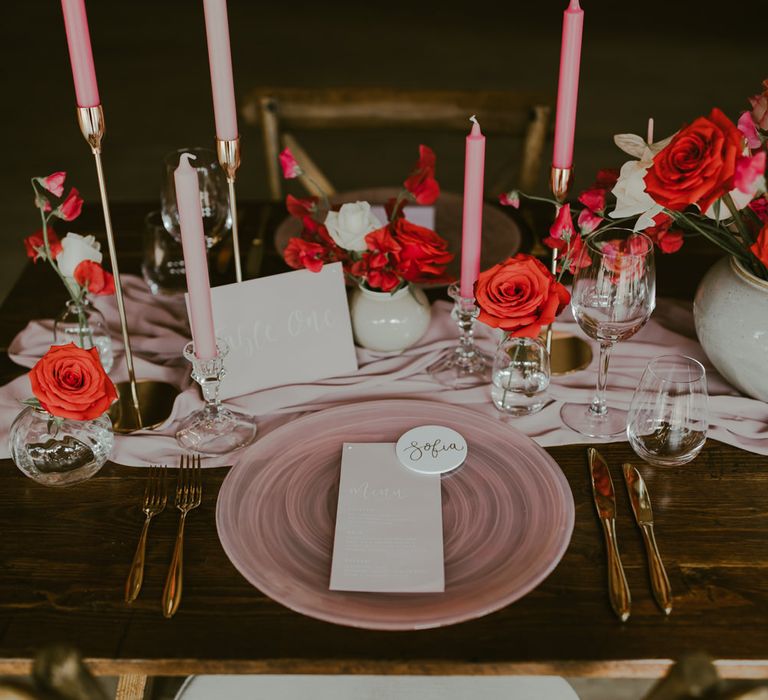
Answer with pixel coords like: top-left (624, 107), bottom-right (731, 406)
top-left (204, 262), bottom-right (358, 399)
top-left (330, 443), bottom-right (445, 593)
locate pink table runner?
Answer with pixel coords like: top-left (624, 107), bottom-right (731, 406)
top-left (1, 275), bottom-right (766, 466)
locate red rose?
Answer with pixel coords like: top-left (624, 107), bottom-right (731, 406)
top-left (391, 219), bottom-right (453, 283)
top-left (750, 223), bottom-right (768, 267)
top-left (404, 145), bottom-right (440, 205)
top-left (24, 228), bottom-right (62, 262)
top-left (29, 343), bottom-right (117, 420)
top-left (74, 260), bottom-right (115, 295)
top-left (474, 254), bottom-right (570, 338)
top-left (55, 188), bottom-right (84, 221)
top-left (284, 238), bottom-right (326, 273)
top-left (644, 108), bottom-right (744, 212)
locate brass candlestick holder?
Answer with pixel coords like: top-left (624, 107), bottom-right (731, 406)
top-left (76, 105), bottom-right (177, 433)
top-left (546, 165), bottom-right (593, 376)
top-left (216, 137), bottom-right (243, 283)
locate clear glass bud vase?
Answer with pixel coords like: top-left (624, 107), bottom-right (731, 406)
top-left (9, 406), bottom-right (114, 486)
top-left (491, 336), bottom-right (551, 416)
top-left (53, 298), bottom-right (114, 373)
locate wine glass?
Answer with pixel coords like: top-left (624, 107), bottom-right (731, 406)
top-left (627, 355), bottom-right (708, 466)
top-left (561, 229), bottom-right (656, 438)
top-left (161, 147), bottom-right (232, 248)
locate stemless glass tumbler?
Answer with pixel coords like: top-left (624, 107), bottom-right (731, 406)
top-left (627, 355), bottom-right (709, 466)
top-left (561, 230), bottom-right (656, 438)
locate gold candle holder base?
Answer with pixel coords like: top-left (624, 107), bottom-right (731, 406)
top-left (109, 380), bottom-right (178, 434)
top-left (216, 137), bottom-right (243, 283)
top-left (546, 165), bottom-right (593, 376)
top-left (76, 105), bottom-right (177, 430)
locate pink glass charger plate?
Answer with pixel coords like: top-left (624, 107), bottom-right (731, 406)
top-left (216, 399), bottom-right (574, 630)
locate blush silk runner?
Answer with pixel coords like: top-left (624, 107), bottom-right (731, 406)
top-left (0, 275), bottom-right (765, 466)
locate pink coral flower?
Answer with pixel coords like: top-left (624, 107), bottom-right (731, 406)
top-left (734, 151), bottom-right (766, 194)
top-left (40, 171), bottom-right (66, 197)
top-left (498, 191), bottom-right (520, 208)
top-left (279, 148), bottom-right (301, 179)
top-left (549, 203), bottom-right (574, 241)
top-left (738, 112), bottom-right (762, 150)
top-left (55, 188), bottom-right (83, 222)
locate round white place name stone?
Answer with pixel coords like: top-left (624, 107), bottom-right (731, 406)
top-left (395, 425), bottom-right (468, 475)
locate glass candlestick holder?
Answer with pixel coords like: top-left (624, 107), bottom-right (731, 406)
top-left (428, 283), bottom-right (491, 388)
top-left (176, 339), bottom-right (257, 455)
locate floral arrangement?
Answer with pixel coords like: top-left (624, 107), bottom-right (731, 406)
top-left (26, 172), bottom-right (115, 300)
top-left (278, 146), bottom-right (454, 292)
top-left (25, 343), bottom-right (117, 422)
top-left (501, 80), bottom-right (768, 282)
top-left (474, 254), bottom-right (571, 338)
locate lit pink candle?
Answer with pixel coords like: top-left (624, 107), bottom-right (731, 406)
top-left (553, 0), bottom-right (584, 169)
top-left (203, 0), bottom-right (238, 141)
top-left (460, 116), bottom-right (486, 299)
top-left (175, 154), bottom-right (218, 360)
top-left (61, 0), bottom-right (100, 107)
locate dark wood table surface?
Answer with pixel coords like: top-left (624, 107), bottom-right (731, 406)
top-left (0, 202), bottom-right (765, 678)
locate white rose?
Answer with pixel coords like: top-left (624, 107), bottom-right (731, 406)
top-left (324, 201), bottom-right (383, 252)
top-left (57, 233), bottom-right (103, 278)
top-left (610, 158), bottom-right (664, 231)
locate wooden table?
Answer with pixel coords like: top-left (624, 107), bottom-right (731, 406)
top-left (1, 203), bottom-right (766, 685)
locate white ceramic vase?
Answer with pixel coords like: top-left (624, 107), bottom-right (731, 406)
top-left (350, 284), bottom-right (431, 352)
top-left (693, 256), bottom-right (768, 402)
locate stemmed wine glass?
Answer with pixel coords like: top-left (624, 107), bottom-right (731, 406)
top-left (161, 147), bottom-right (232, 249)
top-left (561, 229), bottom-right (656, 438)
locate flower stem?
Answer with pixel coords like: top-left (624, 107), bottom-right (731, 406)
top-left (723, 193), bottom-right (755, 246)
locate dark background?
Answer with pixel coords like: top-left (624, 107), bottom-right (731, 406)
top-left (1, 0), bottom-right (764, 299)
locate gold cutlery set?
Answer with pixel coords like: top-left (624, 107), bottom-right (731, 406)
top-left (124, 454), bottom-right (202, 618)
top-left (588, 448), bottom-right (672, 622)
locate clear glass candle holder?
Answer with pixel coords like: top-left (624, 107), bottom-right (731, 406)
top-left (491, 336), bottom-right (551, 416)
top-left (176, 339), bottom-right (257, 455)
top-left (627, 355), bottom-right (708, 466)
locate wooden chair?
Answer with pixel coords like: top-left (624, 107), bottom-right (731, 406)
top-left (240, 87), bottom-right (551, 201)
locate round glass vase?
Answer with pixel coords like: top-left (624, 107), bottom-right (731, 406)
top-left (349, 284), bottom-right (431, 352)
top-left (9, 406), bottom-right (114, 487)
top-left (491, 336), bottom-right (551, 416)
top-left (53, 298), bottom-right (114, 373)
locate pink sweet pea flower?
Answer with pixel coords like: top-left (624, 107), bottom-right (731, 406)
top-left (577, 207), bottom-right (603, 234)
top-left (734, 151), bottom-right (766, 194)
top-left (279, 148), bottom-right (302, 179)
top-left (549, 203), bottom-right (574, 241)
top-left (738, 112), bottom-right (762, 150)
top-left (577, 187), bottom-right (607, 214)
top-left (40, 171), bottom-right (66, 197)
top-left (498, 191), bottom-right (520, 208)
top-left (55, 188), bottom-right (83, 222)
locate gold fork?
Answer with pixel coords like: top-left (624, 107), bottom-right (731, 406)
top-left (125, 465), bottom-right (167, 603)
top-left (162, 454), bottom-right (202, 618)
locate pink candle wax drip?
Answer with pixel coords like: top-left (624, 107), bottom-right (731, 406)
top-left (175, 154), bottom-right (218, 360)
top-left (460, 116), bottom-right (486, 299)
top-left (553, 0), bottom-right (584, 170)
top-left (61, 0), bottom-right (100, 107)
top-left (203, 0), bottom-right (238, 141)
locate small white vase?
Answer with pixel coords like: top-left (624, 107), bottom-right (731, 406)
top-left (350, 284), bottom-right (431, 352)
top-left (693, 256), bottom-right (768, 402)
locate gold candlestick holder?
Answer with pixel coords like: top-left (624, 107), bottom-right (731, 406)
top-left (76, 105), bottom-right (177, 433)
top-left (216, 137), bottom-right (243, 283)
top-left (546, 165), bottom-right (593, 376)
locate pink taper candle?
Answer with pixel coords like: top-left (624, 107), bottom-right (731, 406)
top-left (203, 0), bottom-right (238, 141)
top-left (175, 154), bottom-right (218, 360)
top-left (553, 0), bottom-right (584, 169)
top-left (61, 0), bottom-right (100, 107)
top-left (460, 116), bottom-right (486, 299)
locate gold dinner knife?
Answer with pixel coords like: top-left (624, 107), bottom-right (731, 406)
top-left (623, 463), bottom-right (673, 615)
top-left (588, 448), bottom-right (631, 622)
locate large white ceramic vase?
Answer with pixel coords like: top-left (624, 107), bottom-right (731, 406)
top-left (350, 284), bottom-right (431, 352)
top-left (693, 257), bottom-right (768, 402)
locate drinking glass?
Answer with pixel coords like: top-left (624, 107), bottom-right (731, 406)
top-left (627, 355), bottom-right (708, 466)
top-left (142, 211), bottom-right (187, 295)
top-left (561, 229), bottom-right (656, 437)
top-left (161, 147), bottom-right (232, 248)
